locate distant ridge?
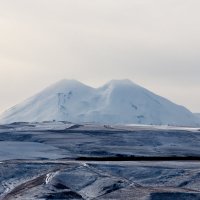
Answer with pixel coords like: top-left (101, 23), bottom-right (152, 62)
top-left (0, 79), bottom-right (199, 126)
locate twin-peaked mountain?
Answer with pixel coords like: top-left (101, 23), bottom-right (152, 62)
top-left (0, 79), bottom-right (199, 126)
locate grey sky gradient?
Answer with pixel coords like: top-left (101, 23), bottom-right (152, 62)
top-left (0, 0), bottom-right (200, 112)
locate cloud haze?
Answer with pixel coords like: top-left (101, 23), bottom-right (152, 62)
top-left (0, 0), bottom-right (200, 112)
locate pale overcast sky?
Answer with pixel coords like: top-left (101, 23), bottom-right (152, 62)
top-left (0, 0), bottom-right (200, 112)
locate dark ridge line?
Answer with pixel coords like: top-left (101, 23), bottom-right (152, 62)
top-left (45, 129), bottom-right (193, 135)
top-left (67, 124), bottom-right (83, 129)
top-left (46, 129), bottom-right (133, 134)
top-left (76, 156), bottom-right (200, 162)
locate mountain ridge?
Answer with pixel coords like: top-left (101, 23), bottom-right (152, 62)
top-left (0, 79), bottom-right (199, 126)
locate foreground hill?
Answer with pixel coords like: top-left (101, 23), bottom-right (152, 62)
top-left (0, 79), bottom-right (198, 126)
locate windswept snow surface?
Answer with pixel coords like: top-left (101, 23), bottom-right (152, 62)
top-left (0, 79), bottom-right (199, 126)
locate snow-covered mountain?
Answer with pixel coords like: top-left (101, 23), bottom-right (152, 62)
top-left (0, 79), bottom-right (199, 126)
top-left (195, 113), bottom-right (200, 121)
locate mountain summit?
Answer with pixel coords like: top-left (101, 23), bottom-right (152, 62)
top-left (0, 79), bottom-right (198, 126)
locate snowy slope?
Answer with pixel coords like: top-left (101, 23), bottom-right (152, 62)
top-left (194, 113), bottom-right (200, 122)
top-left (0, 79), bottom-right (199, 126)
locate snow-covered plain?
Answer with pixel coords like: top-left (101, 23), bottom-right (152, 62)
top-left (0, 79), bottom-right (199, 126)
top-left (0, 121), bottom-right (200, 161)
top-left (0, 122), bottom-right (200, 199)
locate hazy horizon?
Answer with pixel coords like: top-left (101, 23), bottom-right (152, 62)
top-left (0, 0), bottom-right (200, 113)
